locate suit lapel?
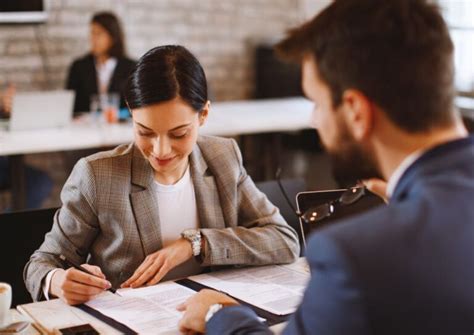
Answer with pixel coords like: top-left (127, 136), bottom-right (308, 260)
top-left (87, 55), bottom-right (99, 95)
top-left (190, 143), bottom-right (226, 229)
top-left (129, 145), bottom-right (163, 256)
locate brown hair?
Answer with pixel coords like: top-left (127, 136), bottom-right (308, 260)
top-left (276, 0), bottom-right (456, 132)
top-left (91, 11), bottom-right (126, 58)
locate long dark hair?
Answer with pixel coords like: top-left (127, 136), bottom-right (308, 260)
top-left (125, 45), bottom-right (208, 112)
top-left (91, 11), bottom-right (126, 58)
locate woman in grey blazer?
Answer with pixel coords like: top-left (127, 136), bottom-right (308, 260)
top-left (25, 45), bottom-right (300, 305)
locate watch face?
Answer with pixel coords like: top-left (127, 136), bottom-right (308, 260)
top-left (183, 229), bottom-right (200, 241)
top-left (183, 229), bottom-right (195, 238)
top-left (182, 230), bottom-right (201, 256)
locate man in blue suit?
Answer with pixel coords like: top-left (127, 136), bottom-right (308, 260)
top-left (177, 0), bottom-right (474, 334)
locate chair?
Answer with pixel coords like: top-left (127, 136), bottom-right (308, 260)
top-left (256, 178), bottom-right (306, 256)
top-left (0, 207), bottom-right (58, 306)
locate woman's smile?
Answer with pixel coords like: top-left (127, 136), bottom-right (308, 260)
top-left (152, 155), bottom-right (176, 166)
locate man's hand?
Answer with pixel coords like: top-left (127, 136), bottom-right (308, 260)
top-left (363, 178), bottom-right (388, 203)
top-left (121, 238), bottom-right (193, 289)
top-left (50, 264), bottom-right (111, 305)
top-left (177, 289), bottom-right (239, 334)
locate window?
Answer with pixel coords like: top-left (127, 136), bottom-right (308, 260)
top-left (438, 0), bottom-right (474, 95)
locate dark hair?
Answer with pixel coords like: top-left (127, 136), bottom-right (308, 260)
top-left (91, 11), bottom-right (126, 58)
top-left (125, 45), bottom-right (208, 112)
top-left (276, 0), bottom-right (455, 132)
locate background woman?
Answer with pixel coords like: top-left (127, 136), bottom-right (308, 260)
top-left (66, 11), bottom-right (136, 114)
top-left (25, 45), bottom-right (299, 305)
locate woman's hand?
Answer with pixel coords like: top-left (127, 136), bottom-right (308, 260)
top-left (121, 238), bottom-right (193, 289)
top-left (50, 264), bottom-right (111, 305)
top-left (363, 178), bottom-right (388, 203)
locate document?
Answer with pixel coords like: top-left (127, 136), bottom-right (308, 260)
top-left (188, 258), bottom-right (310, 315)
top-left (85, 282), bottom-right (195, 335)
top-left (17, 259), bottom-right (309, 333)
top-left (17, 298), bottom-right (122, 334)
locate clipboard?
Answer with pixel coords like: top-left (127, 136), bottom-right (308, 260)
top-left (296, 188), bottom-right (385, 247)
top-left (18, 262), bottom-right (307, 334)
top-left (76, 304), bottom-right (138, 334)
top-left (176, 279), bottom-right (290, 326)
top-left (16, 299), bottom-right (127, 334)
top-left (70, 278), bottom-right (290, 332)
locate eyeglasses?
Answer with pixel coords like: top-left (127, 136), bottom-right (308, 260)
top-left (276, 168), bottom-right (366, 246)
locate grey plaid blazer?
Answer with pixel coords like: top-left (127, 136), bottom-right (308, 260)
top-left (24, 135), bottom-right (300, 301)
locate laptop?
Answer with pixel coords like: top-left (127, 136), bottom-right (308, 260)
top-left (296, 188), bottom-right (385, 248)
top-left (9, 90), bottom-right (75, 131)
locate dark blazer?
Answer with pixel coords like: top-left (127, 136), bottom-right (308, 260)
top-left (65, 54), bottom-right (136, 114)
top-left (207, 136), bottom-right (474, 335)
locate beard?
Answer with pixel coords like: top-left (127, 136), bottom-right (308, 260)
top-left (325, 120), bottom-right (382, 187)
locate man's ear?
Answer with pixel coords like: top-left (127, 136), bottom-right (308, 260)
top-left (341, 89), bottom-right (374, 141)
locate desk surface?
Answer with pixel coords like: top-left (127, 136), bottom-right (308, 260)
top-left (9, 304), bottom-right (119, 335)
top-left (0, 97), bottom-right (313, 156)
top-left (13, 258), bottom-right (309, 334)
top-left (5, 309), bottom-right (38, 335)
top-left (14, 302), bottom-right (286, 335)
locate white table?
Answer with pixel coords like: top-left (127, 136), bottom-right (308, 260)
top-left (0, 98), bottom-right (312, 156)
top-left (3, 309), bottom-right (37, 334)
top-left (0, 97), bottom-right (313, 209)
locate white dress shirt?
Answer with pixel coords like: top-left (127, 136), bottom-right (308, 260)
top-left (95, 57), bottom-right (117, 94)
top-left (386, 150), bottom-right (424, 198)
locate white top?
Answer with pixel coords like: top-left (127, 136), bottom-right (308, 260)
top-left (155, 165), bottom-right (202, 281)
top-left (386, 150), bottom-right (424, 198)
top-left (155, 165), bottom-right (199, 246)
top-left (43, 166), bottom-right (202, 299)
top-left (95, 58), bottom-right (117, 94)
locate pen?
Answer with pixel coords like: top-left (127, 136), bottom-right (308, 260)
top-left (59, 254), bottom-right (116, 293)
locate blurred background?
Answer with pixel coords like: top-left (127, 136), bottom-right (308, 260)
top-left (0, 0), bottom-right (330, 97)
top-left (0, 0), bottom-right (472, 211)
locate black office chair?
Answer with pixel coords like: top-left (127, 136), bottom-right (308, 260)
top-left (256, 178), bottom-right (306, 256)
top-left (0, 207), bottom-right (58, 306)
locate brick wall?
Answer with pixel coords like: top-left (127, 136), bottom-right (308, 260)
top-left (0, 0), bottom-right (331, 210)
top-left (0, 0), bottom-right (328, 101)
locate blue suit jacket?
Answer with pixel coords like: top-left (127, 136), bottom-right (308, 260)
top-left (207, 136), bottom-right (474, 335)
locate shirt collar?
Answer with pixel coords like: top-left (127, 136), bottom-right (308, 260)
top-left (386, 149), bottom-right (424, 198)
top-left (154, 164), bottom-right (191, 192)
top-left (96, 57), bottom-right (117, 71)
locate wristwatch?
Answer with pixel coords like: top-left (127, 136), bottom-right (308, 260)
top-left (181, 229), bottom-right (202, 257)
